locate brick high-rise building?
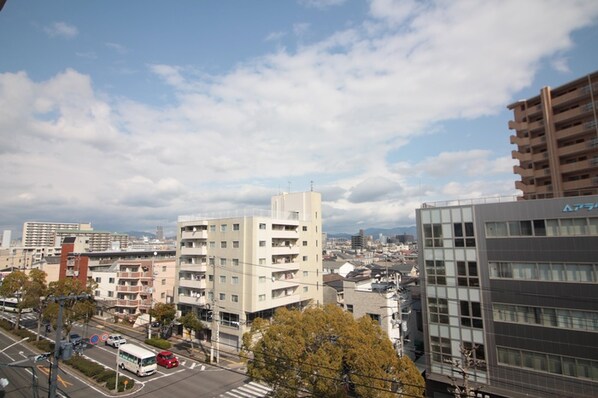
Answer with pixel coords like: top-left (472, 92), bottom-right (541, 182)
top-left (508, 70), bottom-right (598, 199)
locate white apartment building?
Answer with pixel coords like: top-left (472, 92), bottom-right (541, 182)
top-left (175, 191), bottom-right (323, 351)
top-left (22, 222), bottom-right (93, 247)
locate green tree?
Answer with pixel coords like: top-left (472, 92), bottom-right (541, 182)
top-left (178, 311), bottom-right (204, 350)
top-left (0, 270), bottom-right (29, 330)
top-left (241, 305), bottom-right (425, 398)
top-left (22, 269), bottom-right (48, 341)
top-left (43, 278), bottom-right (96, 338)
top-left (149, 302), bottom-right (176, 327)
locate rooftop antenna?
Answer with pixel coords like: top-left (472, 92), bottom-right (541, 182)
top-left (310, 180), bottom-right (314, 192)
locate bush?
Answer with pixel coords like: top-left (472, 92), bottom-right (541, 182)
top-left (105, 375), bottom-right (135, 392)
top-left (33, 339), bottom-right (54, 352)
top-left (13, 328), bottom-right (36, 341)
top-left (145, 338), bottom-right (171, 349)
top-left (95, 369), bottom-right (116, 383)
top-left (0, 319), bottom-right (12, 330)
top-left (65, 356), bottom-right (105, 378)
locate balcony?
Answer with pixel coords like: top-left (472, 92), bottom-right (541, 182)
top-left (118, 271), bottom-right (143, 279)
top-left (181, 230), bottom-right (208, 240)
top-left (271, 258), bottom-right (300, 272)
top-left (116, 299), bottom-right (139, 307)
top-left (178, 294), bottom-right (206, 306)
top-left (557, 141), bottom-right (594, 157)
top-left (555, 122), bottom-right (595, 141)
top-left (511, 150), bottom-right (532, 162)
top-left (552, 86), bottom-right (591, 107)
top-left (270, 292), bottom-right (300, 307)
top-left (513, 165), bottom-right (533, 178)
top-left (270, 229), bottom-right (299, 239)
top-left (509, 135), bottom-right (528, 146)
top-left (528, 119), bottom-right (545, 132)
top-left (531, 151), bottom-right (549, 163)
top-left (272, 278), bottom-right (300, 290)
top-left (515, 180), bottom-right (529, 193)
top-left (138, 299), bottom-right (152, 309)
top-left (179, 278), bottom-right (207, 289)
top-left (560, 159), bottom-right (594, 174)
top-left (65, 270), bottom-right (79, 277)
top-left (271, 244), bottom-right (300, 256)
top-left (553, 104), bottom-right (595, 124)
top-left (116, 285), bottom-right (143, 293)
top-left (508, 120), bottom-right (528, 131)
top-left (180, 246), bottom-right (207, 256)
top-left (179, 263), bottom-right (207, 273)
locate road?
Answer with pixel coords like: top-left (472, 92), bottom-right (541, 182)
top-left (1, 312), bottom-right (271, 398)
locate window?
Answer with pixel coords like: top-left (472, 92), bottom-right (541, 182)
top-left (209, 241), bottom-right (216, 248)
top-left (425, 260), bottom-right (446, 285)
top-left (367, 313), bottom-right (381, 324)
top-left (460, 301), bottom-right (483, 328)
top-left (302, 256), bottom-right (308, 261)
top-left (208, 275), bottom-right (213, 282)
top-left (303, 241), bottom-right (308, 246)
top-left (428, 297), bottom-right (449, 324)
top-left (259, 294), bottom-right (266, 301)
top-left (457, 261), bottom-right (479, 287)
top-left (430, 336), bottom-right (452, 363)
top-left (462, 342), bottom-right (486, 370)
top-left (162, 266), bottom-right (166, 272)
top-left (259, 240), bottom-right (266, 247)
top-left (109, 277), bottom-right (115, 283)
top-left (161, 292), bottom-right (165, 299)
top-left (303, 286), bottom-right (308, 292)
top-left (220, 276), bottom-right (226, 283)
top-left (259, 276), bottom-right (266, 283)
top-left (346, 304), bottom-right (353, 313)
top-left (233, 223), bottom-right (240, 231)
top-left (209, 257), bottom-right (215, 266)
top-left (221, 241), bottom-right (227, 248)
top-left (232, 258), bottom-right (239, 266)
top-left (233, 241), bottom-right (239, 248)
top-left (95, 277), bottom-right (101, 283)
top-left (210, 225), bottom-right (216, 232)
top-left (232, 276), bottom-right (239, 284)
top-left (161, 279), bottom-right (166, 285)
top-left (509, 220), bottom-right (533, 236)
top-left (259, 223), bottom-right (267, 230)
top-left (302, 226), bottom-right (307, 231)
top-left (108, 291), bottom-right (114, 297)
top-left (220, 258), bottom-right (226, 266)
top-left (454, 222), bottom-right (475, 247)
top-left (219, 293), bottom-right (226, 301)
top-left (303, 271), bottom-right (308, 277)
top-left (259, 258), bottom-right (266, 265)
top-left (423, 223), bottom-right (443, 247)
top-left (94, 290), bottom-right (100, 296)
top-left (485, 222), bottom-right (508, 237)
top-left (220, 224), bottom-right (227, 232)
top-left (231, 295), bottom-right (239, 303)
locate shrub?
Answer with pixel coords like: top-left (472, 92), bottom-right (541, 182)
top-left (33, 339), bottom-right (54, 352)
top-left (0, 319), bottom-right (11, 330)
top-left (145, 338), bottom-right (171, 349)
top-left (95, 369), bottom-right (115, 383)
top-left (65, 356), bottom-right (105, 378)
top-left (13, 328), bottom-right (36, 341)
top-left (105, 375), bottom-right (135, 392)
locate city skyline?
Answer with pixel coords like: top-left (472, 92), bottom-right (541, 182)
top-left (1, 1), bottom-right (598, 236)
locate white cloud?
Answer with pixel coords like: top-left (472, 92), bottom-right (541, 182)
top-left (1, 1), bottom-right (598, 234)
top-left (105, 42), bottom-right (128, 54)
top-left (299, 0), bottom-right (346, 10)
top-left (265, 31), bottom-right (286, 42)
top-left (44, 22), bottom-right (78, 39)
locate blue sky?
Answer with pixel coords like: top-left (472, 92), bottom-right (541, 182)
top-left (1, 0), bottom-right (598, 236)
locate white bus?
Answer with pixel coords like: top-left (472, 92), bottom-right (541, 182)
top-left (117, 344), bottom-right (157, 377)
top-left (0, 297), bottom-right (33, 313)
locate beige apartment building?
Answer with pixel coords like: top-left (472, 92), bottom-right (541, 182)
top-left (508, 70), bottom-right (598, 199)
top-left (22, 222), bottom-right (93, 247)
top-left (175, 191), bottom-right (323, 351)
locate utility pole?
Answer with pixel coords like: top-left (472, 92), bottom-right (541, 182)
top-left (47, 294), bottom-right (90, 398)
top-left (148, 251), bottom-right (157, 339)
top-left (394, 273), bottom-right (404, 358)
top-left (209, 256), bottom-right (220, 363)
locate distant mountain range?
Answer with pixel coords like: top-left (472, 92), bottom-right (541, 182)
top-left (326, 226), bottom-right (417, 239)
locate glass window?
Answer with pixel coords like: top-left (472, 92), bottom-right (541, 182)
top-left (533, 219), bottom-right (546, 236)
top-left (232, 259), bottom-right (239, 266)
top-left (220, 258), bottom-right (226, 266)
top-left (546, 219), bottom-right (559, 236)
top-left (233, 241), bottom-right (239, 248)
top-left (220, 276), bottom-right (226, 283)
top-left (220, 224), bottom-right (227, 232)
top-left (589, 218), bottom-right (598, 235)
top-left (219, 293), bottom-right (225, 301)
top-left (231, 295), bottom-right (239, 303)
top-left (259, 294), bottom-right (266, 301)
top-left (259, 241), bottom-right (266, 247)
top-left (210, 225), bottom-right (216, 232)
top-left (233, 224), bottom-right (240, 231)
top-left (259, 223), bottom-right (267, 230)
top-left (232, 276), bottom-right (239, 284)
top-left (221, 241), bottom-right (227, 248)
top-left (259, 276), bottom-right (266, 283)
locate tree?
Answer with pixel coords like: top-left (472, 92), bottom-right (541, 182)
top-left (241, 305), bottom-right (425, 398)
top-left (178, 311), bottom-right (203, 350)
top-left (22, 269), bottom-right (48, 341)
top-left (149, 302), bottom-right (176, 327)
top-left (0, 270), bottom-right (29, 330)
top-left (43, 278), bottom-right (96, 338)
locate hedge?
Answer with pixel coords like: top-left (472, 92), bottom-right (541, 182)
top-left (145, 338), bottom-right (171, 349)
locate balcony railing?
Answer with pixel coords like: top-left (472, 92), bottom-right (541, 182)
top-left (178, 294), bottom-right (206, 306)
top-left (116, 285), bottom-right (143, 293)
top-left (116, 299), bottom-right (139, 307)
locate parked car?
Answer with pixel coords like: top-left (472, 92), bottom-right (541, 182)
top-left (156, 351), bottom-right (179, 368)
top-left (69, 333), bottom-right (82, 347)
top-left (105, 334), bottom-right (127, 348)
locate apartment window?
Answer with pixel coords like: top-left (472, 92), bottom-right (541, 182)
top-left (161, 292), bottom-right (166, 299)
top-left (208, 292), bottom-right (213, 301)
top-left (302, 226), bottom-right (307, 231)
top-left (302, 256), bottom-right (308, 261)
top-left (220, 224), bottom-right (227, 232)
top-left (423, 223), bottom-right (443, 247)
top-left (108, 291), bottom-right (113, 297)
top-left (346, 304), bottom-right (353, 313)
top-left (303, 241), bottom-right (307, 246)
top-left (220, 276), bottom-right (226, 283)
top-left (463, 342), bottom-right (486, 370)
top-left (508, 220), bottom-right (533, 236)
top-left (457, 261), bottom-right (479, 287)
top-left (303, 286), bottom-right (308, 292)
top-left (367, 313), bottom-right (381, 324)
top-left (219, 293), bottom-right (226, 301)
top-left (208, 275), bottom-right (213, 282)
top-left (259, 258), bottom-right (266, 265)
top-left (259, 276), bottom-right (266, 283)
top-left (160, 279), bottom-right (165, 285)
top-left (425, 260), bottom-right (446, 285)
top-left (259, 240), bottom-right (266, 247)
top-left (221, 241), bottom-right (227, 248)
top-left (209, 257), bottom-right (215, 266)
top-left (95, 277), bottom-right (101, 283)
top-left (428, 297), bottom-right (449, 324)
top-left (430, 336), bottom-right (452, 363)
top-left (454, 222), bottom-right (475, 247)
top-left (162, 266), bottom-right (166, 272)
top-left (460, 301), bottom-right (483, 328)
top-left (233, 223), bottom-right (240, 231)
top-left (303, 271), bottom-right (308, 277)
top-left (109, 277), bottom-right (115, 283)
top-left (220, 258), bottom-right (226, 266)
top-left (259, 223), bottom-right (267, 230)
top-left (94, 290), bottom-right (100, 297)
top-left (231, 295), bottom-right (239, 303)
top-left (209, 241), bottom-right (216, 248)
top-left (316, 240), bottom-right (318, 247)
top-left (259, 294), bottom-right (266, 301)
top-left (232, 276), bottom-right (239, 284)
top-left (210, 225), bottom-right (216, 232)
top-left (232, 258), bottom-right (239, 266)
top-left (233, 241), bottom-right (239, 248)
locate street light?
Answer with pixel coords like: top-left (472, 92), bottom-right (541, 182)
top-left (148, 251), bottom-right (157, 339)
top-left (115, 344), bottom-right (120, 393)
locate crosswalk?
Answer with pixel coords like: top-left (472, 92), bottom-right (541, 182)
top-left (218, 381), bottom-right (272, 398)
